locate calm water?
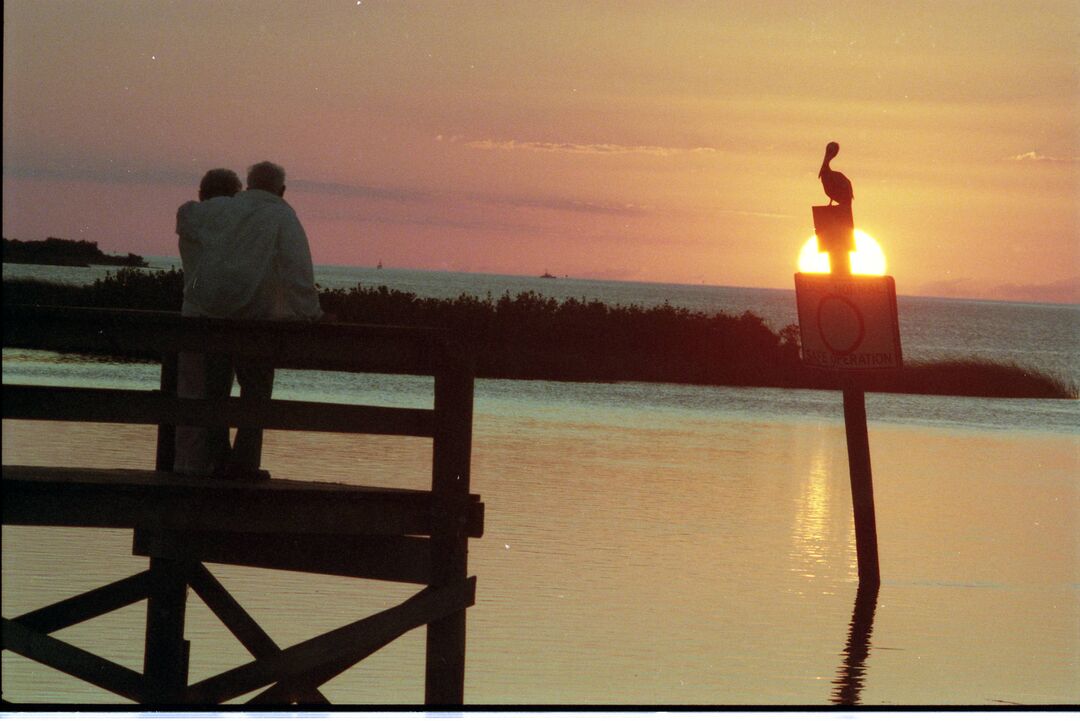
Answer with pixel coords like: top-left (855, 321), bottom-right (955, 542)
top-left (2, 262), bottom-right (1078, 704)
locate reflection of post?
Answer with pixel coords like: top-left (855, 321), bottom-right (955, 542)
top-left (831, 583), bottom-right (880, 705)
top-left (813, 204), bottom-right (881, 588)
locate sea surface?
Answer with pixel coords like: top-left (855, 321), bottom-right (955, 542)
top-left (2, 261), bottom-right (1078, 705)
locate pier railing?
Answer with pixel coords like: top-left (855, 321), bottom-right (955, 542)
top-left (1, 304), bottom-right (481, 705)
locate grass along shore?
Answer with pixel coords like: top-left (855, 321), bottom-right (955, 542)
top-left (3, 268), bottom-right (1074, 399)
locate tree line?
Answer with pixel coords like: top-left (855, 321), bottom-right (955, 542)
top-left (3, 237), bottom-right (147, 267)
top-left (3, 267), bottom-right (1074, 399)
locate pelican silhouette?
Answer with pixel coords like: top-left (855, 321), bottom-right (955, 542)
top-left (819, 141), bottom-right (853, 206)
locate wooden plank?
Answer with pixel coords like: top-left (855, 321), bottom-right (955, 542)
top-left (3, 464), bottom-right (476, 498)
top-left (2, 305), bottom-right (450, 375)
top-left (2, 618), bottom-right (145, 702)
top-left (3, 385), bottom-right (436, 437)
top-left (4, 466), bottom-right (484, 538)
top-left (4, 486), bottom-right (431, 537)
top-left (12, 570), bottom-right (153, 635)
top-left (134, 530), bottom-right (433, 585)
top-left (187, 576), bottom-right (476, 704)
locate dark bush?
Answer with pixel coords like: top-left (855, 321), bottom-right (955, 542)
top-left (4, 272), bottom-right (1073, 399)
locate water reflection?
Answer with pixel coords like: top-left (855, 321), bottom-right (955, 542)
top-left (791, 440), bottom-right (832, 577)
top-left (831, 583), bottom-right (880, 705)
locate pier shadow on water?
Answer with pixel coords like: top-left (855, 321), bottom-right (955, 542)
top-left (831, 583), bottom-right (880, 705)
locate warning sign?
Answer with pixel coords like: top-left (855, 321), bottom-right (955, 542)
top-left (794, 273), bottom-right (902, 370)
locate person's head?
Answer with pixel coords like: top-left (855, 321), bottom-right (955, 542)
top-left (246, 161), bottom-right (286, 197)
top-left (198, 168), bottom-right (242, 201)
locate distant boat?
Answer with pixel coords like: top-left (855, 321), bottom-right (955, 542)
top-left (376, 260), bottom-right (383, 270)
top-left (540, 271), bottom-right (556, 279)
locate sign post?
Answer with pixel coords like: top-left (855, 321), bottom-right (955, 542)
top-left (794, 206), bottom-right (902, 588)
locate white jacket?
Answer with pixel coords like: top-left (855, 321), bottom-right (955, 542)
top-left (177, 189), bottom-right (322, 320)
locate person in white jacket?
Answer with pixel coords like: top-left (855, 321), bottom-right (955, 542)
top-left (178, 162), bottom-right (323, 321)
top-left (174, 168), bottom-right (243, 477)
top-left (174, 161), bottom-right (325, 479)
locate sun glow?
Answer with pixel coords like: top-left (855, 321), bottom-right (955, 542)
top-left (797, 230), bottom-right (886, 275)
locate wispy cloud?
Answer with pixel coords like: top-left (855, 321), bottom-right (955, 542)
top-left (439, 135), bottom-right (717, 157)
top-left (712, 207), bottom-right (794, 220)
top-left (1010, 151), bottom-right (1079, 163)
top-left (467, 191), bottom-right (649, 216)
top-left (293, 176), bottom-right (649, 217)
top-left (3, 159), bottom-right (194, 186)
top-left (289, 178), bottom-right (434, 204)
top-left (323, 210), bottom-right (562, 237)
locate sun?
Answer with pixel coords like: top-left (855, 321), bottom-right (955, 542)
top-left (797, 230), bottom-right (887, 275)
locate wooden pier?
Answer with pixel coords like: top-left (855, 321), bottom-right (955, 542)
top-left (1, 305), bottom-right (482, 705)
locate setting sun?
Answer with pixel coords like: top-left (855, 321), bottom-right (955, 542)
top-left (798, 230), bottom-right (887, 275)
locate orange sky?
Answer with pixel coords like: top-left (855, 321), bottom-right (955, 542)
top-left (3, 1), bottom-right (1077, 302)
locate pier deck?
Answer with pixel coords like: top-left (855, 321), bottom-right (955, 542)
top-left (2, 305), bottom-right (481, 705)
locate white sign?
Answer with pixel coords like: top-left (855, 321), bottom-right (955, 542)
top-left (794, 273), bottom-right (902, 370)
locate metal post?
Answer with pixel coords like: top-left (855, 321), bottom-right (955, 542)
top-left (841, 378), bottom-right (880, 586)
top-left (818, 205), bottom-right (881, 588)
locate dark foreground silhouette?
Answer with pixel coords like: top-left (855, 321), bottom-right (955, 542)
top-left (4, 268), bottom-right (1074, 399)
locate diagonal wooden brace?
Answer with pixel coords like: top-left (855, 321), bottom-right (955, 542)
top-left (11, 570), bottom-right (154, 634)
top-left (186, 562), bottom-right (329, 704)
top-left (2, 617), bottom-right (145, 702)
top-left (187, 576), bottom-right (476, 704)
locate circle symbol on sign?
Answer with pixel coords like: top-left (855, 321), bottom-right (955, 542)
top-left (816, 294), bottom-right (865, 355)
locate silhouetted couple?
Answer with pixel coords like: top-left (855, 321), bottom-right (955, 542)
top-left (174, 162), bottom-right (327, 480)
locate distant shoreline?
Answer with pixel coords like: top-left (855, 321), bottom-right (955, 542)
top-left (4, 258), bottom-right (94, 268)
top-left (3, 267), bottom-right (1075, 400)
top-left (2, 237), bottom-right (148, 269)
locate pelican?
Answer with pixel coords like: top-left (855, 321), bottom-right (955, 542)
top-left (819, 141), bottom-right (853, 206)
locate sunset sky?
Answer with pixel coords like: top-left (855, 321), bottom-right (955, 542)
top-left (4, 1), bottom-right (1077, 302)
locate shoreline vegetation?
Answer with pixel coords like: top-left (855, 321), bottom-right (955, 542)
top-left (3, 267), bottom-right (1075, 400)
top-left (2, 237), bottom-right (148, 268)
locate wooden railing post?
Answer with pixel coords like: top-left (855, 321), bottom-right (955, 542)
top-left (150, 346), bottom-right (183, 706)
top-left (425, 348), bottom-right (474, 705)
top-left (155, 352), bottom-right (179, 472)
top-left (142, 555), bottom-right (190, 703)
